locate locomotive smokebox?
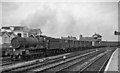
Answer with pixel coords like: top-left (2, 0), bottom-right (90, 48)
top-left (11, 37), bottom-right (24, 49)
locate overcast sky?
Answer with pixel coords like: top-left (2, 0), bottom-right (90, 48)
top-left (1, 0), bottom-right (119, 41)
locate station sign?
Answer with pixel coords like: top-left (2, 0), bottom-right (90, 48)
top-left (114, 31), bottom-right (120, 35)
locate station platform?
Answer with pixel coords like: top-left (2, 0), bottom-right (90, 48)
top-left (104, 48), bottom-right (119, 73)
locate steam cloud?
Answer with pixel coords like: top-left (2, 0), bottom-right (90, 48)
top-left (21, 6), bottom-right (77, 38)
top-left (2, 2), bottom-right (117, 40)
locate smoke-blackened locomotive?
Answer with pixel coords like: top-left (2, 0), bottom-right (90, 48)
top-left (3, 32), bottom-right (120, 60)
top-left (10, 33), bottom-right (96, 60)
top-left (11, 32), bottom-right (120, 60)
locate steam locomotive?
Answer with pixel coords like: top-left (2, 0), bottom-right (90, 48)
top-left (9, 33), bottom-right (96, 60)
top-left (9, 33), bottom-right (119, 60)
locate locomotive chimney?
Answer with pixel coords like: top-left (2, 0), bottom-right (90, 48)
top-left (18, 33), bottom-right (22, 37)
top-left (79, 35), bottom-right (83, 40)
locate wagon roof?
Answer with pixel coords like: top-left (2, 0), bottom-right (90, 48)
top-left (40, 35), bottom-right (60, 40)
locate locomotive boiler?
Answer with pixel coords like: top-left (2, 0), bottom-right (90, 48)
top-left (11, 36), bottom-right (39, 49)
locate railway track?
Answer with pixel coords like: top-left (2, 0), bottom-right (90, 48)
top-left (0, 48), bottom-right (96, 66)
top-left (2, 47), bottom-right (114, 73)
top-left (1, 56), bottom-right (25, 66)
top-left (80, 48), bottom-right (116, 73)
top-left (40, 49), bottom-right (109, 73)
top-left (0, 57), bottom-right (11, 66)
top-left (2, 49), bottom-right (97, 73)
top-left (46, 48), bottom-right (115, 73)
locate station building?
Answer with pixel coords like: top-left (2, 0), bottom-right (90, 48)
top-left (79, 33), bottom-right (102, 46)
top-left (1, 26), bottom-right (29, 37)
top-left (0, 26), bottom-right (42, 44)
top-left (0, 26), bottom-right (30, 44)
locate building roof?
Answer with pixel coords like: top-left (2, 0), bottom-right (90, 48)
top-left (61, 36), bottom-right (77, 40)
top-left (2, 27), bottom-right (10, 29)
top-left (13, 26), bottom-right (24, 31)
top-left (80, 37), bottom-right (95, 41)
top-left (1, 26), bottom-right (25, 31)
top-left (30, 29), bottom-right (41, 32)
top-left (2, 31), bottom-right (16, 37)
top-left (8, 32), bottom-right (15, 35)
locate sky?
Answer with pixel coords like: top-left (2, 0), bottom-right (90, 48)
top-left (0, 0), bottom-right (119, 41)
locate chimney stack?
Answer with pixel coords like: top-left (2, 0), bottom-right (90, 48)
top-left (79, 35), bottom-right (83, 40)
top-left (18, 33), bottom-right (22, 37)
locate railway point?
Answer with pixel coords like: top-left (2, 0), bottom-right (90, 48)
top-left (104, 48), bottom-right (119, 73)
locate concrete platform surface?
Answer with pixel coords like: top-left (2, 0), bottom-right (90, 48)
top-left (104, 48), bottom-right (118, 72)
